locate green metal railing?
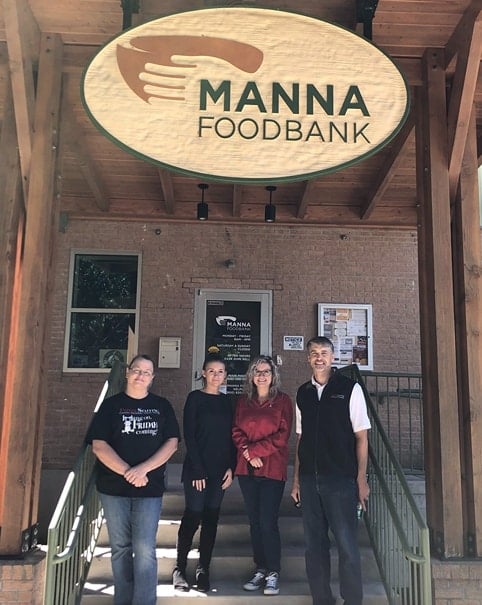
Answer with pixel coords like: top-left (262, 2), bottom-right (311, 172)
top-left (340, 365), bottom-right (432, 605)
top-left (43, 362), bottom-right (126, 605)
top-left (361, 371), bottom-right (424, 473)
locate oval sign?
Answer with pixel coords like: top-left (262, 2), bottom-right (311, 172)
top-left (81, 7), bottom-right (410, 183)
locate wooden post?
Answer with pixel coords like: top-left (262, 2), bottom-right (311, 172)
top-left (416, 48), bottom-right (464, 557)
top-left (452, 107), bottom-right (482, 556)
top-left (0, 34), bottom-right (63, 555)
top-left (0, 79), bottom-right (24, 419)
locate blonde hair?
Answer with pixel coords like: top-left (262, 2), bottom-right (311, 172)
top-left (243, 355), bottom-right (280, 401)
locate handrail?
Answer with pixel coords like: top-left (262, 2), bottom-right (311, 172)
top-left (51, 473), bottom-right (98, 562)
top-left (43, 361), bottom-right (126, 605)
top-left (339, 364), bottom-right (432, 605)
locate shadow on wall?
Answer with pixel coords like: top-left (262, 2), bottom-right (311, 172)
top-left (38, 469), bottom-right (70, 543)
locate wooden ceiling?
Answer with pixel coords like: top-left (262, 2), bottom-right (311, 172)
top-left (0, 0), bottom-right (481, 228)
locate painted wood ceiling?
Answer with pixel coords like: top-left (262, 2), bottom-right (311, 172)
top-left (0, 0), bottom-right (481, 228)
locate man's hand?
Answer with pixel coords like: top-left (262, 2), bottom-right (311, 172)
top-left (357, 476), bottom-right (370, 511)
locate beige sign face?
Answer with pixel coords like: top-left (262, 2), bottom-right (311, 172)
top-left (82, 7), bottom-right (410, 183)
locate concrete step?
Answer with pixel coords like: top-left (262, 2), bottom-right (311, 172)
top-left (94, 514), bottom-right (373, 549)
top-left (86, 544), bottom-right (381, 583)
top-left (82, 579), bottom-right (388, 604)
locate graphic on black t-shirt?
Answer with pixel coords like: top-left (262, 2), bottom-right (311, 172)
top-left (120, 407), bottom-right (160, 436)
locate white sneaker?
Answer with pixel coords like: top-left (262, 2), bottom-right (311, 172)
top-left (264, 571), bottom-right (280, 595)
top-left (243, 569), bottom-right (266, 591)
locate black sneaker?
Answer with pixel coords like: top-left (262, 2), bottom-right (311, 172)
top-left (173, 567), bottom-right (190, 592)
top-left (196, 565), bottom-right (210, 592)
top-left (243, 569), bottom-right (266, 591)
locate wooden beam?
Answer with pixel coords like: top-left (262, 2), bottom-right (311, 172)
top-left (0, 33), bottom-right (63, 555)
top-left (2, 0), bottom-right (39, 202)
top-left (477, 130), bottom-right (482, 166)
top-left (417, 48), bottom-right (464, 558)
top-left (452, 107), bottom-right (482, 556)
top-left (446, 8), bottom-right (482, 201)
top-left (63, 91), bottom-right (110, 212)
top-left (297, 180), bottom-right (316, 219)
top-left (445, 0), bottom-right (482, 68)
top-left (360, 111), bottom-right (415, 220)
top-left (158, 169), bottom-right (175, 214)
top-left (232, 184), bottom-right (242, 217)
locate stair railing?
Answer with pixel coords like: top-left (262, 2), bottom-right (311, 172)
top-left (43, 361), bottom-right (126, 605)
top-left (339, 364), bottom-right (432, 605)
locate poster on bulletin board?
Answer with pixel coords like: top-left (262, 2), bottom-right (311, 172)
top-left (317, 303), bottom-right (373, 371)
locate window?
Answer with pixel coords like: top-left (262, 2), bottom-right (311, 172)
top-left (64, 252), bottom-right (141, 372)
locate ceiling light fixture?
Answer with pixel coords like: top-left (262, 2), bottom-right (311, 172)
top-left (197, 183), bottom-right (209, 221)
top-left (265, 186), bottom-right (277, 223)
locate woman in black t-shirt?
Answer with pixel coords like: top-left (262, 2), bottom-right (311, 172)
top-left (87, 354), bottom-right (180, 605)
top-left (173, 353), bottom-right (235, 593)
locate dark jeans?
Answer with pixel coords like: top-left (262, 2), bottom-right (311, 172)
top-left (176, 478), bottom-right (226, 571)
top-left (299, 474), bottom-right (362, 605)
top-left (238, 475), bottom-right (285, 573)
top-left (183, 476), bottom-right (225, 512)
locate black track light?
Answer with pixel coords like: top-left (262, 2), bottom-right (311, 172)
top-left (265, 186), bottom-right (277, 223)
top-left (197, 183), bottom-right (209, 220)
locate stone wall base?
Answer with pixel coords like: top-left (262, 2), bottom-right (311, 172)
top-left (0, 550), bottom-right (46, 605)
top-left (432, 559), bottom-right (482, 604)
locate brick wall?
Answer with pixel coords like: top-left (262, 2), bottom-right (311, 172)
top-left (44, 220), bottom-right (420, 469)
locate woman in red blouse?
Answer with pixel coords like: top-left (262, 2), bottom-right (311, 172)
top-left (232, 355), bottom-right (293, 596)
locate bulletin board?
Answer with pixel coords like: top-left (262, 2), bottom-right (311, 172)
top-left (317, 303), bottom-right (373, 371)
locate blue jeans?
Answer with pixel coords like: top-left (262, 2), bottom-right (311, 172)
top-left (100, 493), bottom-right (162, 605)
top-left (238, 475), bottom-right (285, 573)
top-left (299, 474), bottom-right (362, 605)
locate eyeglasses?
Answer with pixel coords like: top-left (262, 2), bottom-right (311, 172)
top-left (254, 369), bottom-right (272, 377)
top-left (129, 368), bottom-right (153, 377)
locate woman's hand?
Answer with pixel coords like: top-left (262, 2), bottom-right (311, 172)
top-left (249, 456), bottom-right (263, 468)
top-left (221, 468), bottom-right (233, 490)
top-left (193, 478), bottom-right (206, 491)
top-left (124, 466), bottom-right (149, 488)
top-left (290, 482), bottom-right (301, 506)
top-left (242, 446), bottom-right (263, 468)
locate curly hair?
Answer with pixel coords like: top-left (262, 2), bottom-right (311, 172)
top-left (243, 355), bottom-right (281, 401)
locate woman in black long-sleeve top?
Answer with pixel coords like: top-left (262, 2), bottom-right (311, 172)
top-left (173, 353), bottom-right (235, 593)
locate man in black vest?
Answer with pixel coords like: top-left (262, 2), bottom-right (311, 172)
top-left (291, 336), bottom-right (370, 605)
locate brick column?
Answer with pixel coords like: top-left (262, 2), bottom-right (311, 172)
top-left (432, 559), bottom-right (482, 604)
top-left (0, 551), bottom-right (46, 605)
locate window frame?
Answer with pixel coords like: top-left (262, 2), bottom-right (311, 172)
top-left (317, 302), bottom-right (373, 371)
top-left (63, 249), bottom-right (142, 373)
